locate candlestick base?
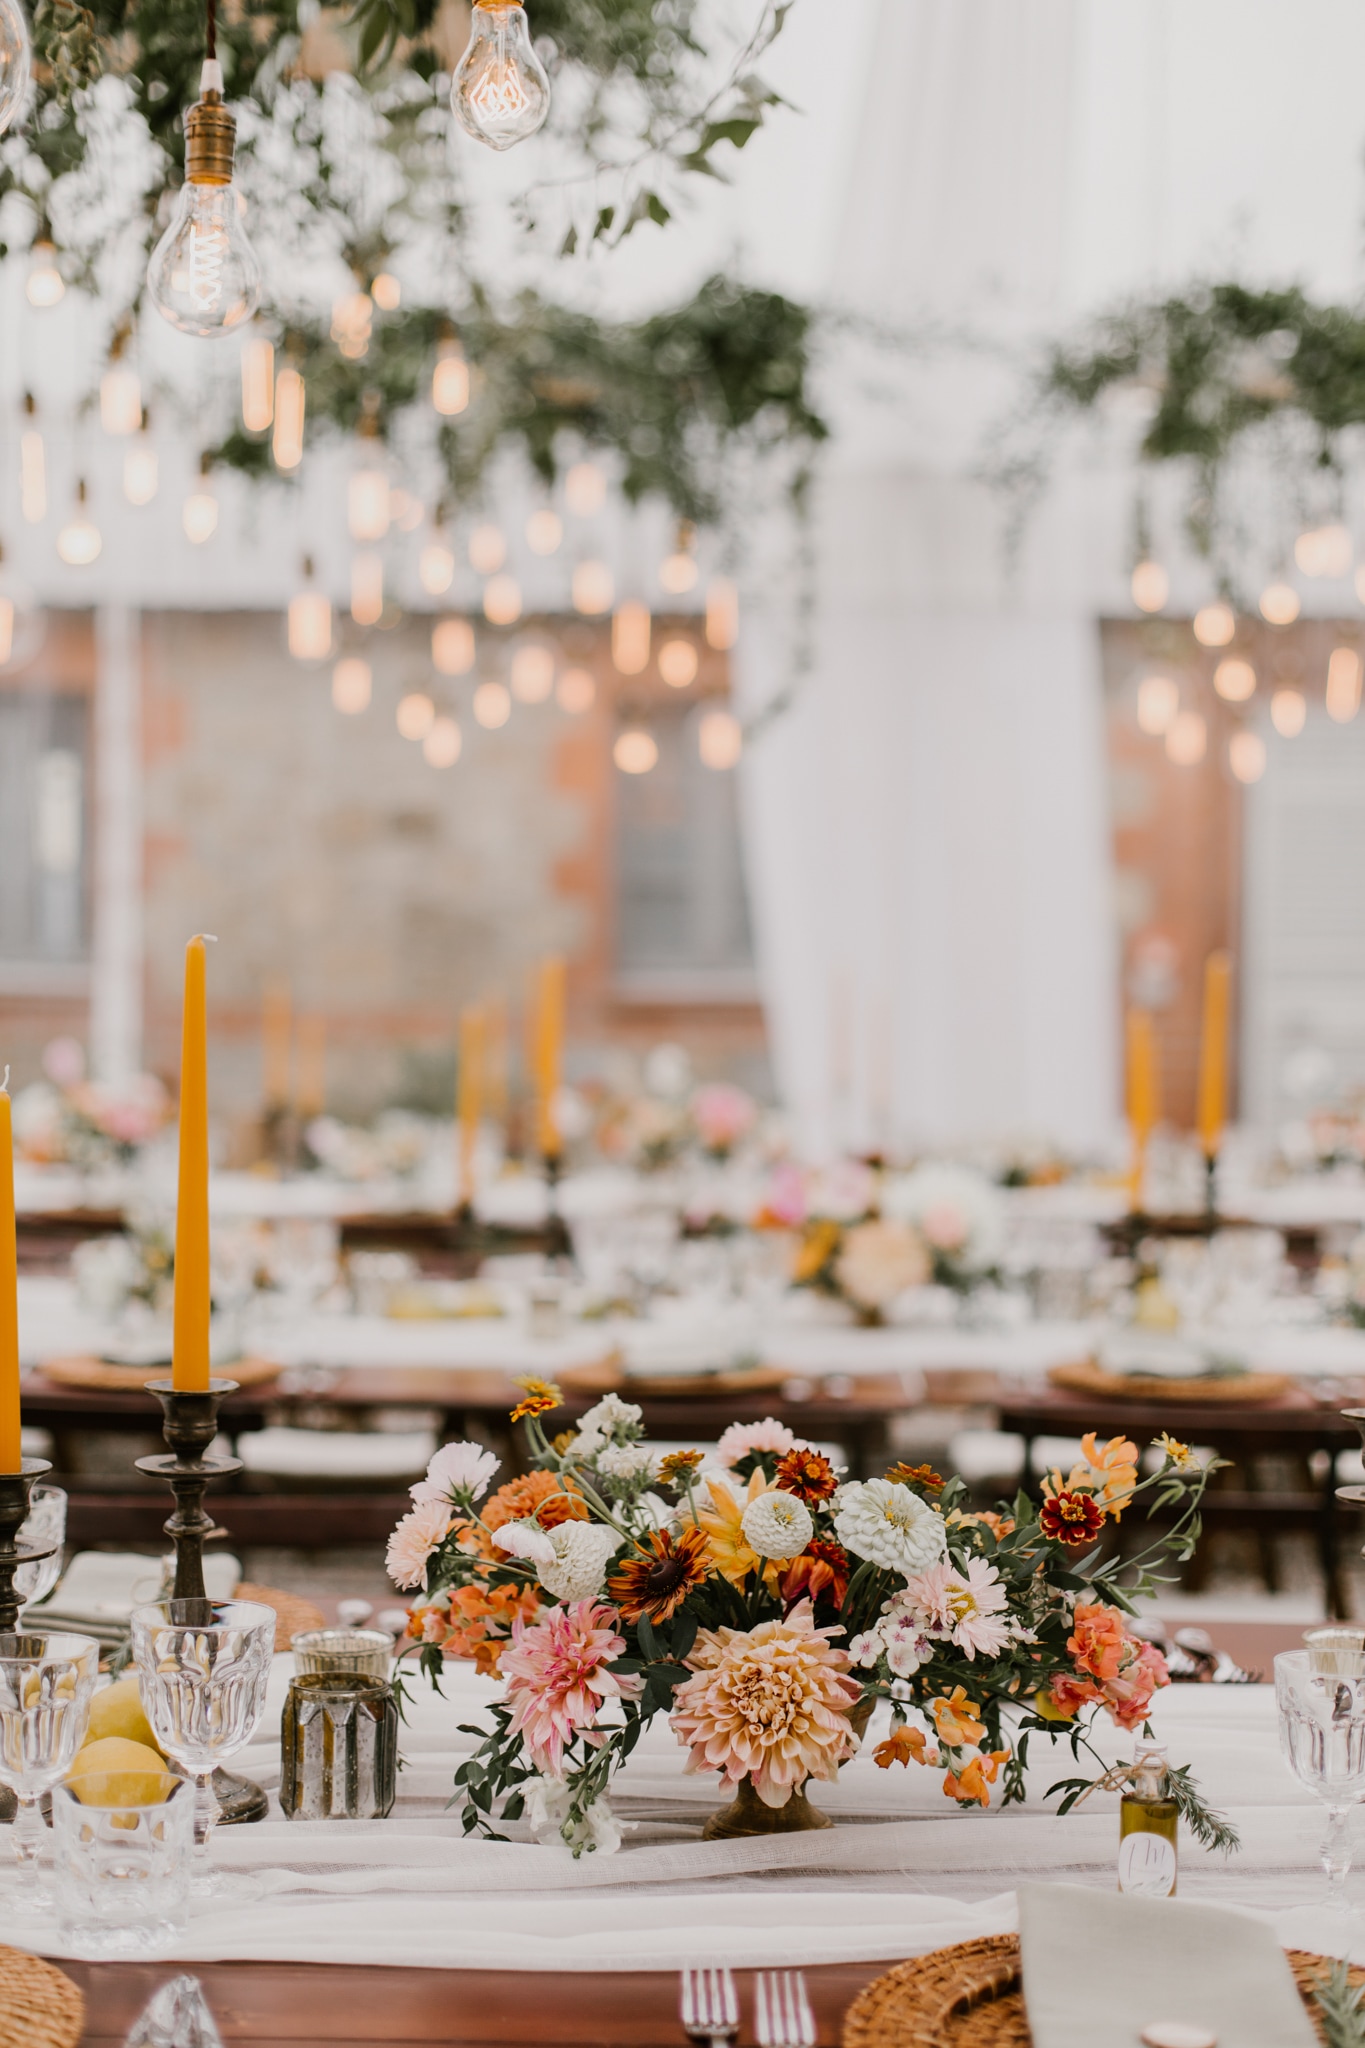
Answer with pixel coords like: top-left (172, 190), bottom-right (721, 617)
top-left (0, 1457), bottom-right (58, 1634)
top-left (137, 1380), bottom-right (267, 1824)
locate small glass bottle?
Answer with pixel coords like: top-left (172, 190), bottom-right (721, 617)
top-left (1118, 1743), bottom-right (1178, 1896)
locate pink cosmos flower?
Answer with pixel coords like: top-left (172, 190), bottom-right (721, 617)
top-left (716, 1418), bottom-right (803, 1469)
top-left (900, 1557), bottom-right (1012, 1661)
top-left (500, 1600), bottom-right (642, 1777)
top-left (920, 1202), bottom-right (968, 1252)
top-left (692, 1083), bottom-right (758, 1154)
top-left (385, 1500), bottom-right (452, 1589)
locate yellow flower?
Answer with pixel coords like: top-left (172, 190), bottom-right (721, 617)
top-left (1154, 1431), bottom-right (1196, 1470)
top-left (792, 1219), bottom-right (842, 1283)
top-left (509, 1377), bottom-right (562, 1424)
top-left (694, 1470), bottom-right (779, 1589)
top-left (1053, 1431), bottom-right (1140, 1521)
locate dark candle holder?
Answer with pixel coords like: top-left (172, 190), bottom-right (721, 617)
top-left (0, 1457), bottom-right (57, 1634)
top-left (137, 1379), bottom-right (268, 1824)
top-left (543, 1150), bottom-right (572, 1264)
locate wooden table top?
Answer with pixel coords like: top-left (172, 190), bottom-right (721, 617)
top-left (995, 1383), bottom-right (1365, 1437)
top-left (66, 1958), bottom-right (881, 2047)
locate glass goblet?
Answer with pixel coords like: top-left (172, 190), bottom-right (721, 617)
top-left (16, 1483), bottom-right (67, 1616)
top-left (130, 1599), bottom-right (274, 1898)
top-left (0, 1630), bottom-right (100, 1907)
top-left (1276, 1648), bottom-right (1365, 1913)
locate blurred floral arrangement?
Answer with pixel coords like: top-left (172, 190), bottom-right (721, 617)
top-left (304, 1110), bottom-right (431, 1183)
top-left (787, 1161), bottom-right (1005, 1324)
top-left (11, 1039), bottom-right (168, 1174)
top-left (386, 1387), bottom-right (1231, 1858)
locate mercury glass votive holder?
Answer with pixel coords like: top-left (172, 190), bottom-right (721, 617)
top-left (280, 1674), bottom-right (397, 1822)
top-left (291, 1629), bottom-right (393, 1681)
top-left (1305, 1627), bottom-right (1365, 1676)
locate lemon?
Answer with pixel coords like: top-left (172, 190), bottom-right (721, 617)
top-left (83, 1675), bottom-right (163, 1756)
top-left (66, 1737), bottom-right (175, 1808)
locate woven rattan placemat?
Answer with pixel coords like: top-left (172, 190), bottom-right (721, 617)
top-left (41, 1354), bottom-right (282, 1392)
top-left (1047, 1359), bottom-right (1291, 1405)
top-left (841, 1934), bottom-right (1361, 2048)
top-left (0, 1945), bottom-right (83, 2048)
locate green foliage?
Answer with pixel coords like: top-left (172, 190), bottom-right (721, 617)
top-left (1310, 1961), bottom-right (1365, 2048)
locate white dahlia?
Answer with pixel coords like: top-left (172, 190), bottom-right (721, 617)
top-left (537, 1522), bottom-right (622, 1604)
top-left (833, 1479), bottom-right (947, 1575)
top-left (740, 1489), bottom-right (814, 1559)
top-left (834, 1219), bottom-right (929, 1312)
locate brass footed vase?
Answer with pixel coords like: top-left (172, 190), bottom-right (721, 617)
top-left (701, 1697), bottom-right (875, 1840)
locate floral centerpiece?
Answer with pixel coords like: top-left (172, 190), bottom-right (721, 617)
top-left (386, 1387), bottom-right (1233, 1858)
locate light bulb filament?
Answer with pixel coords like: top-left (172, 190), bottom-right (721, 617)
top-left (188, 211), bottom-right (229, 314)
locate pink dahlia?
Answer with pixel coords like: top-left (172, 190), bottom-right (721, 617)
top-left (900, 1557), bottom-right (1012, 1660)
top-left (716, 1418), bottom-right (802, 1469)
top-left (501, 1600), bottom-right (642, 1777)
top-left (669, 1599), bottom-right (860, 1809)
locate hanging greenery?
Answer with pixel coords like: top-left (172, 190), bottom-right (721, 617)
top-left (1030, 283), bottom-right (1365, 576)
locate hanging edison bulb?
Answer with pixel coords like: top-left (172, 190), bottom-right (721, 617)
top-left (20, 393), bottom-right (44, 524)
top-left (0, 0), bottom-right (30, 136)
top-left (0, 541), bottom-right (45, 670)
top-left (452, 1), bottom-right (550, 151)
top-left (147, 61), bottom-right (261, 337)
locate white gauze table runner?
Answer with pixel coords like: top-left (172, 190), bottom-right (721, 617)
top-left (16, 1661), bottom-right (1365, 1972)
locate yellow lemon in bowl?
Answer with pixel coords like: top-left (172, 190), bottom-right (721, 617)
top-left (83, 1675), bottom-right (162, 1756)
top-left (66, 1737), bottom-right (175, 1808)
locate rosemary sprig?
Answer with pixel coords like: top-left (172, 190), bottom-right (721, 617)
top-left (1309, 1961), bottom-right (1365, 2048)
top-left (1165, 1762), bottom-right (1240, 1855)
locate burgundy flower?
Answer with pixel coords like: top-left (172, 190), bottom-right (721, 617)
top-left (1039, 1490), bottom-right (1105, 1548)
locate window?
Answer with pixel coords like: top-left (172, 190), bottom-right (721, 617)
top-left (0, 690), bottom-right (88, 966)
top-left (614, 702), bottom-right (755, 999)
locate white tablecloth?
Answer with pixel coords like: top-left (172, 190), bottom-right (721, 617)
top-left (15, 1662), bottom-right (1365, 1972)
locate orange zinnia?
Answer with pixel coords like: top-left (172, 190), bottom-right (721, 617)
top-left (885, 1462), bottom-right (945, 1492)
top-left (609, 1525), bottom-right (711, 1625)
top-left (775, 1446), bottom-right (839, 1503)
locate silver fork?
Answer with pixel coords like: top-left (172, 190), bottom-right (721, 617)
top-left (680, 1966), bottom-right (740, 2048)
top-left (755, 1971), bottom-right (817, 2048)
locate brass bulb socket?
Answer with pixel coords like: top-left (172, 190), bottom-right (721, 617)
top-left (185, 94), bottom-right (237, 186)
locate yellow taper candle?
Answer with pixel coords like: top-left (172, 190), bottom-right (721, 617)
top-left (1196, 951), bottom-right (1232, 1159)
top-left (0, 1073), bottom-right (22, 1472)
top-left (1125, 1008), bottom-right (1160, 1213)
top-left (535, 956), bottom-right (566, 1160)
top-left (457, 1004), bottom-right (486, 1207)
top-left (173, 936), bottom-right (213, 1392)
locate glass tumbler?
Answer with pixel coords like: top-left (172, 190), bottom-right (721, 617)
top-left (0, 1630), bottom-right (100, 1905)
top-left (1276, 1648), bottom-right (1365, 1911)
top-left (15, 1483), bottom-right (67, 1615)
top-left (52, 1775), bottom-right (193, 1955)
top-left (130, 1599), bottom-right (274, 1897)
top-left (291, 1629), bottom-right (393, 1681)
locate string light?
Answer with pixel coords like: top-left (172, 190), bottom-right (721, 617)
top-left (397, 691), bottom-right (435, 739)
top-left (241, 335), bottom-right (274, 432)
top-left (483, 574), bottom-right (521, 624)
top-left (20, 397), bottom-right (45, 524)
top-left (423, 714), bottom-right (461, 766)
top-left (420, 539), bottom-right (455, 595)
top-left (556, 667), bottom-right (594, 713)
top-left (273, 366), bottom-right (305, 469)
top-left (1229, 731), bottom-right (1266, 784)
top-left (1193, 601), bottom-right (1236, 647)
top-left (288, 559), bottom-right (332, 661)
top-left (565, 462), bottom-right (606, 516)
top-left (1136, 673), bottom-right (1178, 735)
top-left (182, 463), bottom-right (218, 544)
top-left (146, 61), bottom-right (261, 336)
top-left (100, 363), bottom-right (142, 436)
top-left (1259, 580), bottom-right (1300, 625)
top-left (473, 679), bottom-right (511, 728)
top-left (469, 525), bottom-right (506, 573)
top-left (612, 601), bottom-right (651, 675)
top-left (1326, 646), bottom-right (1363, 723)
top-left (1270, 686), bottom-right (1306, 736)
top-left (451, 0), bottom-right (550, 150)
top-left (123, 424), bottom-right (158, 506)
top-left (0, 0), bottom-right (31, 136)
top-left (1130, 559), bottom-right (1168, 613)
top-left (705, 576), bottom-right (739, 650)
top-left (658, 639), bottom-right (698, 688)
top-left (432, 340), bottom-right (470, 416)
top-left (573, 560), bottom-right (613, 615)
top-left (391, 488), bottom-right (424, 534)
top-left (332, 657), bottom-right (372, 714)
top-left (26, 241), bottom-right (64, 308)
top-left (1294, 523), bottom-right (1352, 578)
top-left (331, 291), bottom-right (372, 359)
top-left (56, 480), bottom-right (101, 566)
top-left (0, 547), bottom-right (41, 669)
top-left (1214, 657), bottom-right (1256, 702)
top-left (614, 728), bottom-right (658, 774)
top-left (698, 708), bottom-right (742, 769)
top-left (660, 525), bottom-right (698, 593)
top-left (348, 465), bottom-right (391, 542)
top-left (526, 509), bottom-right (562, 554)
top-left (371, 272), bottom-right (401, 311)
top-left (1166, 710), bottom-right (1206, 765)
top-left (433, 617), bottom-right (475, 674)
top-left (510, 643), bottom-right (554, 702)
top-left (351, 553), bottom-right (384, 626)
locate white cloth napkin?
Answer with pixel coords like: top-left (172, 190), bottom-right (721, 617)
top-left (1018, 1883), bottom-right (1318, 2048)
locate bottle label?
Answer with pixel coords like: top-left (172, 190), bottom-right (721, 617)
top-left (1118, 1830), bottom-right (1177, 1896)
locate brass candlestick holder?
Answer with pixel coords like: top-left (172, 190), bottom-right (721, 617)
top-left (137, 1379), bottom-right (268, 1823)
top-left (0, 1456), bottom-right (58, 1633)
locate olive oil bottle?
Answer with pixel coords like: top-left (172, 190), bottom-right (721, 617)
top-left (1118, 1743), bottom-right (1178, 1896)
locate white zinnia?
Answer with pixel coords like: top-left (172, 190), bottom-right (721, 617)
top-left (410, 1439), bottom-right (500, 1506)
top-left (833, 1479), bottom-right (947, 1575)
top-left (492, 1518), bottom-right (557, 1566)
top-left (740, 1489), bottom-right (814, 1559)
top-left (537, 1522), bottom-right (621, 1603)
